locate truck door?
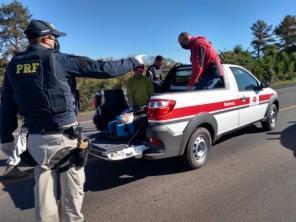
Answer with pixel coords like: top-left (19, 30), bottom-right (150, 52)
top-left (230, 67), bottom-right (266, 127)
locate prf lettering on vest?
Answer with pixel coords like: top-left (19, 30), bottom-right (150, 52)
top-left (16, 63), bottom-right (39, 74)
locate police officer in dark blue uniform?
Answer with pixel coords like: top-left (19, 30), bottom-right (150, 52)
top-left (0, 19), bottom-right (144, 222)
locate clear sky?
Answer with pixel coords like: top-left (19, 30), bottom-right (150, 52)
top-left (3, 0), bottom-right (296, 63)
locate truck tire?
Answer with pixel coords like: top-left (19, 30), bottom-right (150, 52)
top-left (261, 103), bottom-right (278, 131)
top-left (183, 127), bottom-right (211, 170)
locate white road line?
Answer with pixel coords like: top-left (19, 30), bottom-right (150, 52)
top-left (279, 104), bottom-right (296, 112)
top-left (276, 86), bottom-right (296, 91)
top-left (80, 120), bottom-right (93, 124)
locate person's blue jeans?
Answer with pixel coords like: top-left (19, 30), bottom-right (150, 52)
top-left (195, 73), bottom-right (221, 90)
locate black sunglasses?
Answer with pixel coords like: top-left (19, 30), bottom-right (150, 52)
top-left (46, 35), bottom-right (56, 41)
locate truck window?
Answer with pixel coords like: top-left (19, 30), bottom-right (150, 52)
top-left (162, 65), bottom-right (225, 92)
top-left (169, 67), bottom-right (224, 91)
top-left (231, 67), bottom-right (259, 91)
top-left (172, 68), bottom-right (191, 86)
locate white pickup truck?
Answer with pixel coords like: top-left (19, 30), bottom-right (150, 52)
top-left (90, 64), bottom-right (279, 169)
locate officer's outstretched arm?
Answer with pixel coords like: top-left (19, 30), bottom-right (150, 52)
top-left (56, 53), bottom-right (140, 78)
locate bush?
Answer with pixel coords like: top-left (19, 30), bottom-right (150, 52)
top-left (77, 72), bottom-right (133, 111)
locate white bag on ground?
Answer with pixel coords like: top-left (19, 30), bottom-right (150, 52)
top-left (7, 127), bottom-right (28, 166)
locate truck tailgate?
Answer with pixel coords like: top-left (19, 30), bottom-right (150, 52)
top-left (90, 133), bottom-right (149, 160)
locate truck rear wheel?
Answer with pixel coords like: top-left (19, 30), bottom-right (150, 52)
top-left (183, 127), bottom-right (211, 169)
top-left (261, 103), bottom-right (278, 131)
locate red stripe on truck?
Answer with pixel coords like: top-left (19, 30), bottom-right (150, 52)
top-left (259, 94), bottom-right (273, 102)
top-left (149, 93), bottom-right (273, 121)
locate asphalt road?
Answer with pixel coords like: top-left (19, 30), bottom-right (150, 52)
top-left (0, 86), bottom-right (296, 222)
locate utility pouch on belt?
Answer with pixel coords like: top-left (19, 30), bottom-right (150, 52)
top-left (77, 139), bottom-right (89, 150)
top-left (65, 125), bottom-right (84, 139)
top-left (75, 138), bottom-right (90, 167)
top-left (55, 125), bottom-right (90, 172)
top-left (74, 125), bottom-right (90, 167)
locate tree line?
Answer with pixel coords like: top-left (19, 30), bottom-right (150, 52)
top-left (0, 1), bottom-right (295, 111)
top-left (220, 16), bottom-right (296, 82)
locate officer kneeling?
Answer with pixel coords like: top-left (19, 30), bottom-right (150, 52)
top-left (0, 19), bottom-right (143, 222)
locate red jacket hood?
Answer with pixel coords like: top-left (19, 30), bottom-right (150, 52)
top-left (189, 36), bottom-right (211, 47)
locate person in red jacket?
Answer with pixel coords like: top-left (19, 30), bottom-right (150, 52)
top-left (178, 32), bottom-right (224, 90)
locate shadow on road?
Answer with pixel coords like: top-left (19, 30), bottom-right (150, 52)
top-left (0, 169), bottom-right (35, 210)
top-left (0, 159), bottom-right (7, 167)
top-left (0, 154), bottom-right (187, 210)
top-left (84, 123), bottom-right (270, 192)
top-left (2, 122), bottom-right (292, 210)
top-left (214, 124), bottom-right (264, 145)
top-left (267, 122), bottom-right (296, 157)
top-left (84, 156), bottom-right (187, 192)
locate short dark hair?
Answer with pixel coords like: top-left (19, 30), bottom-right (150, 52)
top-left (28, 36), bottom-right (42, 45)
top-left (178, 32), bottom-right (190, 41)
top-left (155, 55), bottom-right (164, 62)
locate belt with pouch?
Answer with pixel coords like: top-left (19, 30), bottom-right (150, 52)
top-left (28, 125), bottom-right (82, 139)
top-left (28, 125), bottom-right (89, 170)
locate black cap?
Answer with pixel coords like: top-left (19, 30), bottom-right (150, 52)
top-left (24, 19), bottom-right (66, 38)
top-left (155, 55), bottom-right (164, 61)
